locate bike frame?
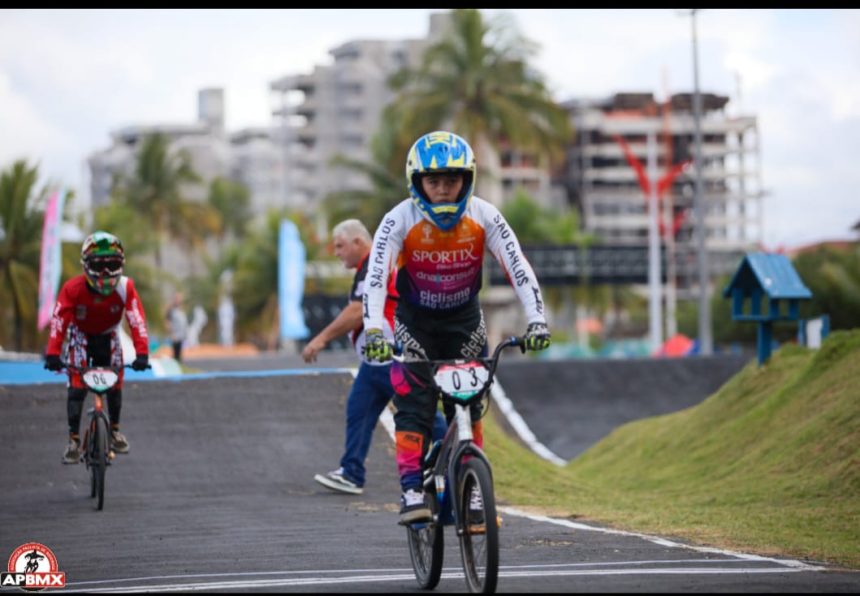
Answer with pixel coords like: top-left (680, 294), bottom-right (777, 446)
top-left (60, 362), bottom-right (145, 510)
top-left (398, 336), bottom-right (524, 593)
top-left (397, 336), bottom-right (524, 532)
top-left (83, 390), bottom-right (111, 455)
top-left (431, 404), bottom-right (490, 533)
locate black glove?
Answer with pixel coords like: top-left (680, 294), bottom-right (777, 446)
top-left (44, 354), bottom-right (63, 371)
top-left (131, 354), bottom-right (150, 371)
top-left (524, 322), bottom-right (551, 351)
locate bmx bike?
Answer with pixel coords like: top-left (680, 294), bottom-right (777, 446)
top-left (396, 336), bottom-right (526, 594)
top-left (61, 362), bottom-right (147, 510)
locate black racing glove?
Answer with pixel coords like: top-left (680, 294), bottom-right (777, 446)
top-left (44, 354), bottom-right (63, 371)
top-left (131, 354), bottom-right (150, 371)
top-left (524, 322), bottom-right (551, 351)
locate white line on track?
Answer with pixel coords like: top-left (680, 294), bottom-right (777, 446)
top-left (68, 560), bottom-right (813, 593)
top-left (499, 507), bottom-right (825, 571)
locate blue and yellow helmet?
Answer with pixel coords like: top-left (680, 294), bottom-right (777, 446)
top-left (406, 131), bottom-right (476, 231)
top-left (81, 231), bottom-right (125, 295)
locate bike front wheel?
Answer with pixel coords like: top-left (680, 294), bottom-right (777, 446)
top-left (82, 429), bottom-right (96, 498)
top-left (458, 458), bottom-right (499, 593)
top-left (406, 485), bottom-right (444, 589)
top-left (91, 415), bottom-right (108, 511)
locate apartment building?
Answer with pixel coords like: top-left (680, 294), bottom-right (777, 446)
top-left (268, 20), bottom-right (442, 213)
top-left (561, 91), bottom-right (764, 290)
top-left (88, 88), bottom-right (285, 215)
top-left (86, 88), bottom-right (286, 283)
top-left (268, 11), bottom-right (554, 218)
top-left (229, 126), bottom-right (287, 216)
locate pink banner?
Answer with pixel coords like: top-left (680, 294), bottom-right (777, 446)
top-left (37, 190), bottom-right (66, 330)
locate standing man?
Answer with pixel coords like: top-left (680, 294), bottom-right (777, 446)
top-left (302, 219), bottom-right (446, 495)
top-left (165, 292), bottom-right (188, 363)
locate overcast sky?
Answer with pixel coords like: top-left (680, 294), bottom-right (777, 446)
top-left (2, 8), bottom-right (858, 249)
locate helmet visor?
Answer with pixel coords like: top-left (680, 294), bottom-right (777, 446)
top-left (85, 256), bottom-right (124, 277)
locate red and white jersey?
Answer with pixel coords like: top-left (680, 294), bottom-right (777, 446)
top-left (363, 196), bottom-right (546, 332)
top-left (46, 274), bottom-right (149, 357)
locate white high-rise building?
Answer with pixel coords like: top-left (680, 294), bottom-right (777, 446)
top-left (87, 88), bottom-right (284, 216)
top-left (268, 28), bottom-right (441, 213)
top-left (229, 126), bottom-right (287, 216)
top-left (269, 11), bottom-right (555, 217)
top-left (86, 88), bottom-right (286, 285)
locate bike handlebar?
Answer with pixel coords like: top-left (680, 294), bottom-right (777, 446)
top-left (389, 336), bottom-right (525, 408)
top-left (391, 335), bottom-right (525, 374)
top-left (58, 362), bottom-right (152, 372)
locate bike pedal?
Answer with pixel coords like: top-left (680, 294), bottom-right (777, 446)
top-left (461, 516), bottom-right (502, 535)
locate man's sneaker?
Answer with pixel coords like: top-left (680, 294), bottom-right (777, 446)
top-left (313, 468), bottom-right (363, 495)
top-left (467, 486), bottom-right (486, 532)
top-left (62, 438), bottom-right (81, 464)
top-left (110, 430), bottom-right (129, 454)
top-left (399, 488), bottom-right (432, 524)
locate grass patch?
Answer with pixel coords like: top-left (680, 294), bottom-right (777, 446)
top-left (485, 330), bottom-right (860, 569)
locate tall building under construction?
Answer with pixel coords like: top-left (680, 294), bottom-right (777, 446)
top-left (561, 91), bottom-right (765, 294)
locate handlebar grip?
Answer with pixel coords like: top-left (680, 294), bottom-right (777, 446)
top-left (506, 335), bottom-right (527, 353)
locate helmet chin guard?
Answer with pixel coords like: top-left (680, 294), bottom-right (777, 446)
top-left (85, 272), bottom-right (121, 295)
top-left (81, 231), bottom-right (125, 295)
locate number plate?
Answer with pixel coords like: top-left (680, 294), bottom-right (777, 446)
top-left (434, 362), bottom-right (489, 400)
top-left (82, 369), bottom-right (118, 392)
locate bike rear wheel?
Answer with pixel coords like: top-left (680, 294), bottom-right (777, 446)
top-left (406, 484), bottom-right (444, 589)
top-left (458, 458), bottom-right (499, 593)
top-left (91, 415), bottom-right (108, 511)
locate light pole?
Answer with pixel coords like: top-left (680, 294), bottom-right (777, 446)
top-left (680, 8), bottom-right (713, 355)
top-left (647, 131), bottom-right (663, 353)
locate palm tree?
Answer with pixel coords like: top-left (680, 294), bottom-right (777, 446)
top-left (501, 190), bottom-right (590, 245)
top-left (231, 208), bottom-right (328, 347)
top-left (92, 199), bottom-right (164, 332)
top-left (112, 133), bottom-right (202, 269)
top-left (0, 160), bottom-right (63, 351)
top-left (387, 9), bottom-right (572, 204)
top-left (794, 245), bottom-right (860, 331)
top-left (208, 177), bottom-right (252, 242)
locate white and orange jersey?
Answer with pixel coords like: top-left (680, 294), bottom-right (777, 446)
top-left (363, 196), bottom-right (546, 331)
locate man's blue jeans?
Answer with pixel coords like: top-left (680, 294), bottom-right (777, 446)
top-left (340, 362), bottom-right (447, 487)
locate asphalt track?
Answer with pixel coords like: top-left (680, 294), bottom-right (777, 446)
top-left (1, 356), bottom-right (858, 592)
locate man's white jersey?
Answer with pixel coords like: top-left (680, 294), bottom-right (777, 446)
top-left (363, 196), bottom-right (546, 331)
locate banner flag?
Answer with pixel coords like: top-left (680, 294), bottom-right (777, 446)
top-left (278, 219), bottom-right (310, 342)
top-left (37, 189), bottom-right (66, 330)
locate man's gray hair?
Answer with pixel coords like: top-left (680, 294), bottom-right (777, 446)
top-left (332, 219), bottom-right (372, 243)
